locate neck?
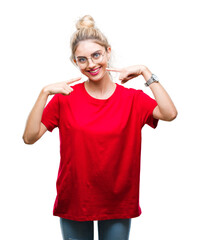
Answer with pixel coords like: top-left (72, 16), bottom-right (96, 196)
top-left (85, 72), bottom-right (115, 94)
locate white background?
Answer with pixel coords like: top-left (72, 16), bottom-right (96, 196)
top-left (0, 0), bottom-right (199, 239)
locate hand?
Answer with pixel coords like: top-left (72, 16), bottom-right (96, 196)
top-left (106, 65), bottom-right (145, 84)
top-left (43, 77), bottom-right (82, 95)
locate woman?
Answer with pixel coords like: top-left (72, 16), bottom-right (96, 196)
top-left (23, 15), bottom-right (177, 240)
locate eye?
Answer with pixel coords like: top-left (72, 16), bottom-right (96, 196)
top-left (92, 52), bottom-right (101, 59)
top-left (77, 57), bottom-right (87, 63)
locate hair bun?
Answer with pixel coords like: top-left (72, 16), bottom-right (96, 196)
top-left (76, 15), bottom-right (95, 30)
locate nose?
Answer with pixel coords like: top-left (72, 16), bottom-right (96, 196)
top-left (87, 58), bottom-right (96, 68)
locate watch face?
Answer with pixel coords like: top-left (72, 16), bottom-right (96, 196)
top-left (152, 74), bottom-right (159, 81)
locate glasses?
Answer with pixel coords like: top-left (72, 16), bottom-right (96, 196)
top-left (75, 51), bottom-right (106, 69)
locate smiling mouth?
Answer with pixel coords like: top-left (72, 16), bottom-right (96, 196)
top-left (88, 67), bottom-right (101, 75)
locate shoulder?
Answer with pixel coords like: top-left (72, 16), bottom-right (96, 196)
top-left (117, 85), bottom-right (155, 108)
top-left (71, 82), bottom-right (83, 90)
top-left (117, 83), bottom-right (141, 98)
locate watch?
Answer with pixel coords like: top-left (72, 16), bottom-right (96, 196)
top-left (144, 74), bottom-right (159, 87)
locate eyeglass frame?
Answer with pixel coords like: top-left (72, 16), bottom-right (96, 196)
top-left (74, 50), bottom-right (107, 68)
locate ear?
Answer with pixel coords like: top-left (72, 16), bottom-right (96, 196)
top-left (106, 47), bottom-right (111, 61)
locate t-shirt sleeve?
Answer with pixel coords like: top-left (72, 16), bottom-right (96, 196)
top-left (136, 90), bottom-right (159, 128)
top-left (41, 94), bottom-right (60, 132)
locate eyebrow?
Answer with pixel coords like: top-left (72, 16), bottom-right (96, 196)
top-left (76, 50), bottom-right (102, 58)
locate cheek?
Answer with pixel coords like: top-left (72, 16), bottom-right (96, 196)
top-left (78, 68), bottom-right (86, 75)
top-left (102, 59), bottom-right (109, 68)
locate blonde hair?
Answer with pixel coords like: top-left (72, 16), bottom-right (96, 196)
top-left (70, 15), bottom-right (111, 63)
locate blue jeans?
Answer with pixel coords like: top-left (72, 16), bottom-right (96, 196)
top-left (60, 217), bottom-right (131, 240)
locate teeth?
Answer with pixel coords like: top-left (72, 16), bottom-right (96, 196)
top-left (90, 68), bottom-right (100, 73)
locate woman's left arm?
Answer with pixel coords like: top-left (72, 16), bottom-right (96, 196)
top-left (106, 65), bottom-right (178, 121)
top-left (141, 65), bottom-right (178, 121)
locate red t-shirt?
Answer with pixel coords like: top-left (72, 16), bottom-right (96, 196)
top-left (41, 82), bottom-right (158, 221)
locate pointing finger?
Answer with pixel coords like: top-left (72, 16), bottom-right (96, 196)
top-left (66, 76), bottom-right (82, 85)
top-left (106, 68), bottom-right (121, 72)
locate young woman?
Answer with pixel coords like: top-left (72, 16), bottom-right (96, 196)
top-left (23, 15), bottom-right (177, 240)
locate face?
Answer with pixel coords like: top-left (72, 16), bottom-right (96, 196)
top-left (74, 40), bottom-right (111, 81)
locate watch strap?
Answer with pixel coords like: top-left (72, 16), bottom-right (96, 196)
top-left (145, 74), bottom-right (159, 87)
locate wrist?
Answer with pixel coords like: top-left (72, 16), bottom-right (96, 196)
top-left (140, 65), bottom-right (147, 74)
top-left (41, 86), bottom-right (51, 97)
top-left (140, 65), bottom-right (152, 82)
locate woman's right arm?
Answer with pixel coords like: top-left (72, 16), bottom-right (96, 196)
top-left (22, 77), bottom-right (81, 144)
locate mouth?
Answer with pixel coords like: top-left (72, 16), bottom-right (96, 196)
top-left (87, 67), bottom-right (101, 76)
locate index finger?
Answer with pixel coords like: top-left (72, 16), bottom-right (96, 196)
top-left (66, 76), bottom-right (82, 85)
top-left (106, 67), bottom-right (121, 72)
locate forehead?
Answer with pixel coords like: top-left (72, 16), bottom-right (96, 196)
top-left (75, 40), bottom-right (104, 56)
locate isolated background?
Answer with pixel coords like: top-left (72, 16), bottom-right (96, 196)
top-left (1, 0), bottom-right (199, 239)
